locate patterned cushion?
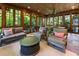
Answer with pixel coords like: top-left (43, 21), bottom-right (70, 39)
top-left (2, 28), bottom-right (13, 36)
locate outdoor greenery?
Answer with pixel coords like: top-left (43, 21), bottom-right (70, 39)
top-left (65, 15), bottom-right (70, 26)
top-left (59, 16), bottom-right (63, 26)
top-left (24, 13), bottom-right (30, 26)
top-left (47, 17), bottom-right (50, 25)
top-left (54, 17), bottom-right (59, 26)
top-left (0, 9), bottom-right (2, 28)
top-left (50, 17), bottom-right (53, 25)
top-left (15, 10), bottom-right (21, 26)
top-left (0, 28), bottom-right (1, 32)
top-left (31, 15), bottom-right (36, 32)
top-left (38, 16), bottom-right (42, 27)
top-left (32, 15), bottom-right (36, 27)
top-left (47, 17), bottom-right (53, 26)
top-left (6, 8), bottom-right (14, 27)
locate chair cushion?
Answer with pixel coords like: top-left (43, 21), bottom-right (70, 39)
top-left (48, 36), bottom-right (66, 45)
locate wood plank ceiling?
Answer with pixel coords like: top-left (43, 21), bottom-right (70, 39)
top-left (11, 3), bottom-right (79, 15)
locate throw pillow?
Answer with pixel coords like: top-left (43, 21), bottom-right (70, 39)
top-left (54, 32), bottom-right (65, 38)
top-left (2, 28), bottom-right (13, 36)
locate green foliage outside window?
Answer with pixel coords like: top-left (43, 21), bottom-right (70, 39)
top-left (59, 16), bottom-right (63, 26)
top-left (65, 15), bottom-right (70, 26)
top-left (47, 17), bottom-right (50, 25)
top-left (0, 28), bottom-right (1, 32)
top-left (38, 17), bottom-right (42, 27)
top-left (24, 14), bottom-right (30, 26)
top-left (49, 17), bottom-right (53, 25)
top-left (32, 16), bottom-right (36, 27)
top-left (6, 8), bottom-right (14, 27)
top-left (0, 9), bottom-right (2, 27)
top-left (54, 17), bottom-right (59, 26)
top-left (15, 10), bottom-right (21, 26)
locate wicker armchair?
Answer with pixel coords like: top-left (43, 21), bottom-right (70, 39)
top-left (47, 28), bottom-right (68, 52)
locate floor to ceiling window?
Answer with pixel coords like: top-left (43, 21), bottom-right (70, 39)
top-left (50, 17), bottom-right (53, 26)
top-left (24, 12), bottom-right (30, 33)
top-left (59, 16), bottom-right (63, 26)
top-left (47, 17), bottom-right (50, 26)
top-left (65, 15), bottom-right (70, 32)
top-left (31, 14), bottom-right (36, 32)
top-left (6, 8), bottom-right (14, 27)
top-left (43, 17), bottom-right (47, 27)
top-left (0, 9), bottom-right (2, 32)
top-left (38, 16), bottom-right (42, 27)
top-left (72, 14), bottom-right (79, 33)
top-left (54, 17), bottom-right (59, 26)
top-left (15, 10), bottom-right (21, 26)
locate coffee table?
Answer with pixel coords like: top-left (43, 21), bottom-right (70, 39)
top-left (20, 33), bottom-right (40, 56)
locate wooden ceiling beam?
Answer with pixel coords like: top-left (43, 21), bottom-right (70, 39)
top-left (0, 3), bottom-right (44, 16)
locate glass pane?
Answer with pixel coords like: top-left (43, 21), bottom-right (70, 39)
top-left (0, 9), bottom-right (2, 27)
top-left (47, 17), bottom-right (50, 25)
top-left (43, 17), bottom-right (47, 26)
top-left (72, 14), bottom-right (78, 26)
top-left (72, 14), bottom-right (79, 33)
top-left (54, 17), bottom-right (58, 26)
top-left (72, 27), bottom-right (78, 33)
top-left (50, 17), bottom-right (53, 25)
top-left (0, 28), bottom-right (2, 33)
top-left (59, 16), bottom-right (63, 26)
top-left (65, 15), bottom-right (70, 32)
top-left (15, 10), bottom-right (21, 26)
top-left (38, 17), bottom-right (42, 27)
top-left (24, 13), bottom-right (30, 33)
top-left (6, 8), bottom-right (14, 27)
top-left (32, 15), bottom-right (36, 32)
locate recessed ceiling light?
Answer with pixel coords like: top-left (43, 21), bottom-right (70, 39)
top-left (27, 6), bottom-right (30, 9)
top-left (72, 6), bottom-right (75, 9)
top-left (37, 10), bottom-right (40, 12)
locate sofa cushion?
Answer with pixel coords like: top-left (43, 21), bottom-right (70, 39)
top-left (13, 27), bottom-right (23, 34)
top-left (2, 28), bottom-right (13, 36)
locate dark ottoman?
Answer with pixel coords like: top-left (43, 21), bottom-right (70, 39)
top-left (20, 34), bottom-right (40, 56)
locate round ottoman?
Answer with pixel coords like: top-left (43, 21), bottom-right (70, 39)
top-left (20, 34), bottom-right (40, 56)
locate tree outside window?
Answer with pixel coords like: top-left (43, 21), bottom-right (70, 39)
top-left (0, 9), bottom-right (2, 32)
top-left (6, 8), bottom-right (14, 27)
top-left (15, 10), bottom-right (21, 26)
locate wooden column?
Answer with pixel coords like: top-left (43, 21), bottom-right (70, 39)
top-left (21, 9), bottom-right (24, 29)
top-left (42, 16), bottom-right (44, 27)
top-left (2, 6), bottom-right (6, 28)
top-left (78, 14), bottom-right (79, 33)
top-left (30, 13), bottom-right (32, 33)
top-left (13, 9), bottom-right (15, 27)
top-left (46, 17), bottom-right (47, 26)
top-left (58, 16), bottom-right (59, 26)
top-left (70, 14), bottom-right (72, 32)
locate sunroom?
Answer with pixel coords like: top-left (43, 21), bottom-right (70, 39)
top-left (0, 3), bottom-right (79, 56)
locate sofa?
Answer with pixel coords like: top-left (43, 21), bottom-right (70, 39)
top-left (0, 27), bottom-right (26, 47)
top-left (47, 28), bottom-right (67, 52)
